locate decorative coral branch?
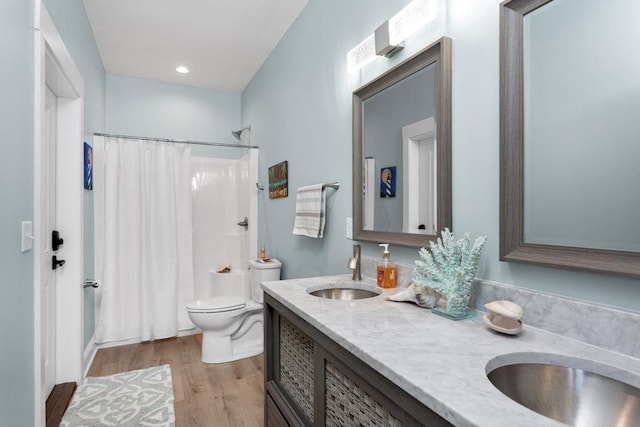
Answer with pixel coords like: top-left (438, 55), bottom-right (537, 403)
top-left (413, 228), bottom-right (487, 315)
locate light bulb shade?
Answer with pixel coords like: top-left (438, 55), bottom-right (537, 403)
top-left (346, 0), bottom-right (438, 71)
top-left (347, 34), bottom-right (376, 72)
top-left (388, 0), bottom-right (437, 46)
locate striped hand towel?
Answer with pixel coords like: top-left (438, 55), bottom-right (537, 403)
top-left (292, 184), bottom-right (326, 238)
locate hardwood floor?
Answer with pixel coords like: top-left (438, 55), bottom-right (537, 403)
top-left (46, 382), bottom-right (76, 427)
top-left (86, 334), bottom-right (264, 426)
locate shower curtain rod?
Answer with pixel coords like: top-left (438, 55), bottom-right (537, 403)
top-left (93, 132), bottom-right (259, 149)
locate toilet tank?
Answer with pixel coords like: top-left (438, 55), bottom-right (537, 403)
top-left (248, 258), bottom-right (281, 303)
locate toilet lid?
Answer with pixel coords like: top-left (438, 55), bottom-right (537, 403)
top-left (187, 296), bottom-right (246, 313)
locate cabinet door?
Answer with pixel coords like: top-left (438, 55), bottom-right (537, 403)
top-left (265, 296), bottom-right (452, 427)
top-left (267, 394), bottom-right (289, 427)
top-left (278, 315), bottom-right (314, 423)
top-left (323, 359), bottom-right (403, 426)
top-left (265, 299), bottom-right (313, 426)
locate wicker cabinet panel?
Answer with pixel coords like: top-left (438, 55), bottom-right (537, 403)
top-left (279, 316), bottom-right (314, 422)
top-left (325, 361), bottom-right (403, 427)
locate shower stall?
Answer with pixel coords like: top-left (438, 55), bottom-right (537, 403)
top-left (92, 133), bottom-right (258, 345)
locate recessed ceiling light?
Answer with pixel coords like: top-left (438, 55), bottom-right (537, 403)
top-left (176, 66), bottom-right (190, 74)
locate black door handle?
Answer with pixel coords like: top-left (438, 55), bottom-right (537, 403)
top-left (52, 230), bottom-right (64, 251)
top-left (52, 255), bottom-right (66, 270)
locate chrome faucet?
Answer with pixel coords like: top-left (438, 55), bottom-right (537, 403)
top-left (348, 244), bottom-right (362, 281)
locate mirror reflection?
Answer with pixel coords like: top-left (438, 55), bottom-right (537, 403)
top-left (500, 0), bottom-right (640, 276)
top-left (522, 0), bottom-right (640, 252)
top-left (362, 64), bottom-right (437, 235)
top-left (353, 37), bottom-right (451, 248)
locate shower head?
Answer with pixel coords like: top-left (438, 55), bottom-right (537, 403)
top-left (231, 126), bottom-right (251, 140)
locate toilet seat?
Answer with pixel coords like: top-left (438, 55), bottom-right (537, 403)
top-left (187, 296), bottom-right (246, 313)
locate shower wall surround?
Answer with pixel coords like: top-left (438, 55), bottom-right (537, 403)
top-left (192, 154), bottom-right (253, 300)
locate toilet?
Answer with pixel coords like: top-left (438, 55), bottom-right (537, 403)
top-left (186, 258), bottom-right (281, 364)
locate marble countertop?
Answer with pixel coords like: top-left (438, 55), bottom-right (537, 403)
top-left (262, 275), bottom-right (640, 427)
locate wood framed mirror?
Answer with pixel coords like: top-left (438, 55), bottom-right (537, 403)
top-left (353, 37), bottom-right (452, 248)
top-left (500, 0), bottom-right (640, 276)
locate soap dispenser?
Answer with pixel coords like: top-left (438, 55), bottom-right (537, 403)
top-left (376, 243), bottom-right (397, 288)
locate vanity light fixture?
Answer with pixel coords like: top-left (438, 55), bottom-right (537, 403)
top-left (347, 0), bottom-right (438, 72)
top-left (176, 66), bottom-right (190, 74)
top-left (347, 34), bottom-right (377, 72)
top-left (375, 21), bottom-right (404, 57)
top-left (388, 0), bottom-right (437, 47)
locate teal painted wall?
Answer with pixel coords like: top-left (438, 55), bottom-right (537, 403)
top-left (243, 0), bottom-right (640, 311)
top-left (106, 74), bottom-right (242, 159)
top-left (242, 0), bottom-right (416, 279)
top-left (0, 1), bottom-right (35, 425)
top-left (43, 0), bottom-right (106, 349)
top-left (2, 5), bottom-right (639, 425)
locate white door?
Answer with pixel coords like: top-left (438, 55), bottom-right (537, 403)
top-left (42, 86), bottom-right (58, 397)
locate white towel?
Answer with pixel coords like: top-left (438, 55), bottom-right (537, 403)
top-left (293, 184), bottom-right (326, 238)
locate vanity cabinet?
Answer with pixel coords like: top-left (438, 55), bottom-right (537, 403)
top-left (264, 294), bottom-right (452, 427)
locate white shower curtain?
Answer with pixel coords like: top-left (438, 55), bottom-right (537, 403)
top-left (95, 137), bottom-right (195, 343)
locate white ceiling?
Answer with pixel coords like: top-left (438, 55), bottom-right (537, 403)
top-left (82, 0), bottom-right (308, 93)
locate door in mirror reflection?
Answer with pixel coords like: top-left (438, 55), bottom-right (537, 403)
top-left (402, 117), bottom-right (436, 235)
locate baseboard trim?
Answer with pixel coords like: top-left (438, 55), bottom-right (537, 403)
top-left (95, 328), bottom-right (200, 350)
top-left (83, 335), bottom-right (97, 378)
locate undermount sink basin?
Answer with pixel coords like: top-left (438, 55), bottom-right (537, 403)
top-left (487, 362), bottom-right (640, 426)
top-left (307, 282), bottom-right (381, 300)
top-left (309, 288), bottom-right (380, 300)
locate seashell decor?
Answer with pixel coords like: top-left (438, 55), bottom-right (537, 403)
top-left (386, 283), bottom-right (440, 308)
top-left (216, 262), bottom-right (231, 273)
top-left (483, 300), bottom-right (523, 335)
top-left (484, 300), bottom-right (523, 320)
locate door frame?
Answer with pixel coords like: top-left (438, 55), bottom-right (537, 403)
top-left (34, 3), bottom-right (85, 426)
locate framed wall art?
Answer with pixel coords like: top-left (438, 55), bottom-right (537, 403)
top-left (84, 142), bottom-right (93, 190)
top-left (380, 166), bottom-right (396, 198)
top-left (268, 160), bottom-right (288, 199)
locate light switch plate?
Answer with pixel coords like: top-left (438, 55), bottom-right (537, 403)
top-left (346, 217), bottom-right (353, 239)
top-left (21, 221), bottom-right (33, 253)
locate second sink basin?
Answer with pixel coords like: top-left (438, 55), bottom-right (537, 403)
top-left (487, 362), bottom-right (640, 426)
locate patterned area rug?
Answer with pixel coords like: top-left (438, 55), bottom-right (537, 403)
top-left (60, 365), bottom-right (175, 426)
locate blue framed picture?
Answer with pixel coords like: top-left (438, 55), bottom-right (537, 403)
top-left (380, 166), bottom-right (396, 198)
top-left (84, 142), bottom-right (93, 190)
